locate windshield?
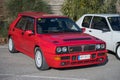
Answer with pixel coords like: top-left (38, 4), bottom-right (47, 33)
top-left (108, 16), bottom-right (120, 31)
top-left (37, 18), bottom-right (81, 34)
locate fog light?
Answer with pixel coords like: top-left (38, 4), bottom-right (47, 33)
top-left (61, 62), bottom-right (66, 66)
top-left (72, 56), bottom-right (76, 60)
top-left (99, 58), bottom-right (103, 61)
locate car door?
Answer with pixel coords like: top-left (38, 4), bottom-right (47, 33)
top-left (22, 17), bottom-right (35, 56)
top-left (13, 16), bottom-right (27, 50)
top-left (87, 16), bottom-right (112, 50)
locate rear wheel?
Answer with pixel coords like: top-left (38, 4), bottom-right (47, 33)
top-left (8, 37), bottom-right (18, 53)
top-left (116, 45), bottom-right (120, 60)
top-left (34, 47), bottom-right (49, 70)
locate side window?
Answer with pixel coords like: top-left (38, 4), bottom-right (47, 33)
top-left (91, 16), bottom-right (110, 31)
top-left (16, 17), bottom-right (27, 30)
top-left (82, 16), bottom-right (92, 28)
top-left (25, 17), bottom-right (34, 32)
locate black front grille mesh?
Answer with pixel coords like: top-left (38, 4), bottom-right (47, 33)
top-left (69, 44), bottom-right (95, 53)
top-left (84, 45), bottom-right (96, 51)
top-left (69, 46), bottom-right (82, 52)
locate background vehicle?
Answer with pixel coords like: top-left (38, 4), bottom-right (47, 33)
top-left (8, 12), bottom-right (107, 70)
top-left (76, 14), bottom-right (120, 60)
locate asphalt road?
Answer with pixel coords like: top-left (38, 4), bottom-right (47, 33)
top-left (0, 45), bottom-right (120, 80)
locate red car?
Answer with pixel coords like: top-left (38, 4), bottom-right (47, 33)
top-left (8, 12), bottom-right (108, 70)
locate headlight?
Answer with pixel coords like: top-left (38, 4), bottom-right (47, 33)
top-left (101, 44), bottom-right (105, 49)
top-left (96, 44), bottom-right (101, 50)
top-left (96, 44), bottom-right (105, 50)
top-left (62, 47), bottom-right (68, 52)
top-left (56, 46), bottom-right (68, 54)
top-left (56, 47), bottom-right (62, 53)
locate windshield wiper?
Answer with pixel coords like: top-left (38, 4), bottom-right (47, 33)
top-left (63, 29), bottom-right (81, 32)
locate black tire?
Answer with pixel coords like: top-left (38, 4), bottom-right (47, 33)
top-left (34, 47), bottom-right (49, 70)
top-left (8, 37), bottom-right (18, 53)
top-left (101, 57), bottom-right (108, 65)
top-left (116, 45), bottom-right (120, 60)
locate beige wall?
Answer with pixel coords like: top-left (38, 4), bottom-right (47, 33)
top-left (0, 0), bottom-right (65, 16)
top-left (45, 0), bottom-right (65, 15)
top-left (0, 0), bottom-right (120, 17)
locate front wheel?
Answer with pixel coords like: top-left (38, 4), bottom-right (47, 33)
top-left (34, 47), bottom-right (49, 70)
top-left (8, 37), bottom-right (18, 53)
top-left (116, 45), bottom-right (120, 60)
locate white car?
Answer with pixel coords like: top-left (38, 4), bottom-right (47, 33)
top-left (76, 14), bottom-right (120, 60)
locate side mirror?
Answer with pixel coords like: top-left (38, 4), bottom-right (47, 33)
top-left (25, 30), bottom-right (34, 36)
top-left (81, 28), bottom-right (86, 33)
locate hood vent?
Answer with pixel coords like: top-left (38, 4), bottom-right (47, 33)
top-left (63, 38), bottom-right (91, 41)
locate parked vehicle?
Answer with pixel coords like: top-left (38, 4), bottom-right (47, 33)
top-left (8, 12), bottom-right (107, 70)
top-left (76, 14), bottom-right (120, 60)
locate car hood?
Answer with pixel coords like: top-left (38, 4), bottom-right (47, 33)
top-left (38, 33), bottom-right (103, 45)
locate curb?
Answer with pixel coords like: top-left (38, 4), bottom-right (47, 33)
top-left (0, 44), bottom-right (8, 48)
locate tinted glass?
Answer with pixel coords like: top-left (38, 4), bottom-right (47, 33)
top-left (37, 18), bottom-right (81, 34)
top-left (91, 16), bottom-right (110, 31)
top-left (25, 17), bottom-right (34, 31)
top-left (108, 16), bottom-right (120, 31)
top-left (82, 16), bottom-right (92, 28)
top-left (16, 17), bottom-right (27, 30)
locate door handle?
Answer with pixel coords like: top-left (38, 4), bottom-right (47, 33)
top-left (21, 32), bottom-right (24, 35)
top-left (12, 28), bottom-right (15, 31)
top-left (89, 30), bottom-right (92, 32)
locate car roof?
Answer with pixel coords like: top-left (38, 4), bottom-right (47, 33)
top-left (18, 11), bottom-right (67, 18)
top-left (83, 14), bottom-right (120, 18)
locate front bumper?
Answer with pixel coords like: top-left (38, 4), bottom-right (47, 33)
top-left (46, 50), bottom-right (108, 68)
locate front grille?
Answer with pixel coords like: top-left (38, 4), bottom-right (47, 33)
top-left (84, 45), bottom-right (96, 51)
top-left (69, 44), bottom-right (96, 53)
top-left (69, 46), bottom-right (82, 52)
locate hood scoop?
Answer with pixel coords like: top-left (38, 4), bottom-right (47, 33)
top-left (63, 38), bottom-right (91, 41)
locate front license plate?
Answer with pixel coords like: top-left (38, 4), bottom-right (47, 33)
top-left (78, 54), bottom-right (90, 60)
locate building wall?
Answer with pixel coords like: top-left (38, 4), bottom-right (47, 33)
top-left (45, 0), bottom-right (65, 15)
top-left (0, 0), bottom-right (120, 17)
top-left (116, 0), bottom-right (120, 13)
top-left (0, 0), bottom-right (65, 17)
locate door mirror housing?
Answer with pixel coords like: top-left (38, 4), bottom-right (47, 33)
top-left (81, 28), bottom-right (86, 33)
top-left (25, 30), bottom-right (34, 36)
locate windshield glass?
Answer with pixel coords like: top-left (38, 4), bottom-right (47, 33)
top-left (37, 18), bottom-right (81, 34)
top-left (108, 16), bottom-right (120, 31)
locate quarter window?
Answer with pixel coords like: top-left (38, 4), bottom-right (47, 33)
top-left (16, 17), bottom-right (27, 30)
top-left (16, 16), bottom-right (34, 32)
top-left (82, 16), bottom-right (92, 28)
